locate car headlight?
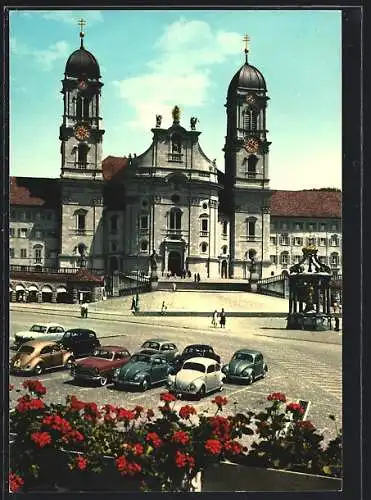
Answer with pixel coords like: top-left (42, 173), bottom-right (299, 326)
top-left (189, 382), bottom-right (196, 391)
top-left (242, 369), bottom-right (252, 376)
top-left (222, 365), bottom-right (229, 373)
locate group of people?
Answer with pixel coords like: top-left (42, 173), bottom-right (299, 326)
top-left (211, 308), bottom-right (226, 328)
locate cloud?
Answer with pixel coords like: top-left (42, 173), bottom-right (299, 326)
top-left (113, 18), bottom-right (241, 130)
top-left (10, 37), bottom-right (70, 71)
top-left (40, 10), bottom-right (103, 25)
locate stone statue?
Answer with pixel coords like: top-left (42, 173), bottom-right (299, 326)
top-left (190, 116), bottom-right (198, 130)
top-left (156, 114), bottom-right (162, 127)
top-left (77, 243), bottom-right (87, 268)
top-left (149, 250), bottom-right (158, 272)
top-left (172, 105), bottom-right (181, 123)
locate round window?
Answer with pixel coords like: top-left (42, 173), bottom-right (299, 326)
top-left (202, 202), bottom-right (208, 209)
top-left (171, 194), bottom-right (180, 203)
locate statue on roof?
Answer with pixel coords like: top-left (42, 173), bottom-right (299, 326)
top-left (190, 117), bottom-right (198, 130)
top-left (156, 114), bottom-right (162, 128)
top-left (172, 105), bottom-right (181, 123)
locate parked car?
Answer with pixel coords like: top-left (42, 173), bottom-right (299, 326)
top-left (71, 346), bottom-right (131, 386)
top-left (58, 328), bottom-right (100, 357)
top-left (10, 340), bottom-right (74, 376)
top-left (222, 349), bottom-right (268, 384)
top-left (167, 357), bottom-right (225, 400)
top-left (13, 323), bottom-right (65, 349)
top-left (170, 344), bottom-right (221, 373)
top-left (113, 350), bottom-right (171, 391)
top-left (139, 338), bottom-right (179, 362)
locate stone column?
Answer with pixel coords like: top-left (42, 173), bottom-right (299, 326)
top-left (51, 290), bottom-right (57, 303)
top-left (10, 291), bottom-right (16, 302)
top-left (37, 291), bottom-right (42, 303)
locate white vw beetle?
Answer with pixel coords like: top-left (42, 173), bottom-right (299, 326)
top-left (13, 323), bottom-right (66, 349)
top-left (167, 357), bottom-right (225, 400)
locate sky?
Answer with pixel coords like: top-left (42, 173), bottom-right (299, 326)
top-left (9, 9), bottom-right (342, 190)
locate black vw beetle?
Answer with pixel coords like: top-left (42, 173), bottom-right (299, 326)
top-left (222, 349), bottom-right (268, 384)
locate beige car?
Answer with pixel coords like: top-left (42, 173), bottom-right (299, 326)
top-left (10, 340), bottom-right (74, 376)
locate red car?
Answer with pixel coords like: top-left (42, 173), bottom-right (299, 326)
top-left (71, 346), bottom-right (131, 386)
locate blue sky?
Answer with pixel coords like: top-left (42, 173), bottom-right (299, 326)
top-left (9, 9), bottom-right (341, 190)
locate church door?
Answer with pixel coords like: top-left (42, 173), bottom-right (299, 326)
top-left (221, 260), bottom-right (228, 279)
top-left (168, 251), bottom-right (182, 276)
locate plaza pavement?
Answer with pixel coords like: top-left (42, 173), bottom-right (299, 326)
top-left (10, 291), bottom-right (342, 345)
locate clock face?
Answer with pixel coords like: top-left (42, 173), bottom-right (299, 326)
top-left (244, 137), bottom-right (259, 153)
top-left (78, 80), bottom-right (88, 90)
top-left (246, 94), bottom-right (256, 105)
top-left (74, 124), bottom-right (90, 141)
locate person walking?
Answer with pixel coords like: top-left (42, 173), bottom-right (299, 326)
top-left (194, 273), bottom-right (197, 283)
top-left (161, 301), bottom-right (167, 316)
top-left (211, 309), bottom-right (218, 328)
top-left (130, 296), bottom-right (136, 311)
top-left (219, 308), bottom-right (226, 328)
top-left (84, 301), bottom-right (89, 319)
top-left (80, 301), bottom-right (85, 319)
top-left (197, 273), bottom-right (201, 283)
top-left (333, 301), bottom-right (340, 332)
top-left (172, 282), bottom-right (177, 292)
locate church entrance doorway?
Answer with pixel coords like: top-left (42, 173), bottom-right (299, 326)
top-left (221, 260), bottom-right (228, 278)
top-left (168, 251), bottom-right (182, 277)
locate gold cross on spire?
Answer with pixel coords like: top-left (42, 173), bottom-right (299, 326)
top-left (78, 18), bottom-right (86, 32)
top-left (243, 34), bottom-right (250, 53)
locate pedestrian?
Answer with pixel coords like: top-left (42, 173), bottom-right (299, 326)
top-left (211, 309), bottom-right (218, 328)
top-left (187, 270), bottom-right (191, 278)
top-left (84, 301), bottom-right (89, 318)
top-left (80, 301), bottom-right (85, 319)
top-left (197, 273), bottom-right (201, 283)
top-left (219, 308), bottom-right (226, 328)
top-left (333, 301), bottom-right (340, 332)
top-left (161, 301), bottom-right (167, 316)
top-left (172, 282), bottom-right (177, 293)
top-left (194, 273), bottom-right (197, 283)
top-left (130, 296), bottom-right (136, 311)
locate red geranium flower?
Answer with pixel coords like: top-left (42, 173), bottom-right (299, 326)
top-left (9, 472), bottom-right (24, 493)
top-left (43, 414), bottom-right (72, 434)
top-left (117, 408), bottom-right (136, 422)
top-left (172, 431), bottom-right (190, 445)
top-left (146, 432), bottom-right (163, 448)
top-left (132, 443), bottom-right (144, 456)
top-left (296, 420), bottom-right (315, 431)
top-left (160, 392), bottom-right (177, 402)
top-left (212, 395), bottom-right (228, 408)
top-left (115, 456), bottom-right (142, 476)
top-left (22, 380), bottom-right (47, 396)
top-left (175, 450), bottom-right (195, 469)
top-left (179, 405), bottom-right (197, 419)
top-left (286, 402), bottom-right (304, 414)
top-left (31, 431), bottom-right (52, 448)
top-left (102, 403), bottom-right (116, 414)
top-left (16, 396), bottom-right (45, 413)
top-left (69, 395), bottom-right (86, 411)
top-left (75, 455), bottom-right (88, 470)
top-left (267, 392), bottom-right (287, 403)
top-left (224, 440), bottom-right (242, 455)
top-left (205, 439), bottom-right (223, 455)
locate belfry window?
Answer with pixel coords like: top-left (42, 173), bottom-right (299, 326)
top-left (243, 109), bottom-right (257, 131)
top-left (77, 144), bottom-right (88, 166)
top-left (76, 97), bottom-right (83, 120)
top-left (246, 217), bottom-right (257, 239)
top-left (247, 155), bottom-right (258, 178)
top-left (169, 208), bottom-right (182, 230)
top-left (74, 209), bottom-right (87, 234)
top-left (83, 98), bottom-right (90, 119)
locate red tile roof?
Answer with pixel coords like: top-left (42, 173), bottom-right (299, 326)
top-left (270, 190), bottom-right (341, 218)
top-left (10, 177), bottom-right (60, 207)
top-left (102, 156), bottom-right (130, 181)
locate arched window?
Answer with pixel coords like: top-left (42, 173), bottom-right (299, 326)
top-left (330, 234), bottom-right (339, 247)
top-left (201, 242), bottom-right (208, 253)
top-left (169, 208), bottom-right (182, 230)
top-left (141, 240), bottom-right (148, 251)
top-left (83, 98), bottom-right (90, 119)
top-left (140, 213), bottom-right (149, 231)
top-left (330, 252), bottom-right (339, 267)
top-left (74, 209), bottom-right (87, 234)
top-left (76, 97), bottom-right (83, 120)
top-left (243, 109), bottom-right (257, 131)
top-left (247, 155), bottom-right (258, 178)
top-left (33, 244), bottom-right (43, 263)
top-left (280, 251), bottom-right (290, 265)
top-left (171, 134), bottom-right (182, 154)
top-left (200, 213), bottom-right (209, 233)
top-left (222, 221), bottom-right (228, 235)
top-left (77, 144), bottom-right (89, 166)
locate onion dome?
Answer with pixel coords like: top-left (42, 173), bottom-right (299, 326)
top-left (64, 25), bottom-right (100, 79)
top-left (227, 36), bottom-right (266, 97)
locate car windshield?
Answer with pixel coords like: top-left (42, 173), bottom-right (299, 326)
top-left (93, 350), bottom-right (114, 360)
top-left (233, 353), bottom-right (254, 363)
top-left (184, 346), bottom-right (208, 355)
top-left (30, 325), bottom-right (47, 333)
top-left (131, 354), bottom-right (151, 363)
top-left (18, 345), bottom-right (34, 354)
top-left (142, 341), bottom-right (160, 350)
top-left (182, 362), bottom-right (205, 373)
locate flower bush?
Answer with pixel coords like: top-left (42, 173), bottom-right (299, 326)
top-left (9, 383), bottom-right (342, 492)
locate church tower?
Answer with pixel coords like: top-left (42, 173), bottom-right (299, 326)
top-left (58, 21), bottom-right (105, 270)
top-left (223, 35), bottom-right (272, 278)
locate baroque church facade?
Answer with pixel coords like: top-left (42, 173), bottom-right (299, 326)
top-left (10, 29), bottom-right (342, 297)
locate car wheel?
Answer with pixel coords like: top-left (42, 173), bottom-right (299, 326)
top-left (246, 375), bottom-right (253, 385)
top-left (99, 375), bottom-right (108, 387)
top-left (65, 357), bottom-right (74, 369)
top-left (34, 363), bottom-right (44, 376)
top-left (196, 385), bottom-right (206, 400)
top-left (140, 378), bottom-right (149, 392)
